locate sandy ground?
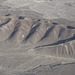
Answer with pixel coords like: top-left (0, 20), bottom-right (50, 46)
top-left (0, 0), bottom-right (75, 75)
top-left (0, 0), bottom-right (75, 21)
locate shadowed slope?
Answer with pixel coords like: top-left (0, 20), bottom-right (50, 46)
top-left (8, 20), bottom-right (21, 40)
top-left (35, 34), bottom-right (75, 48)
top-left (24, 23), bottom-right (40, 42)
top-left (0, 18), bottom-right (11, 27)
top-left (40, 26), bottom-right (55, 41)
top-left (67, 26), bottom-right (75, 29)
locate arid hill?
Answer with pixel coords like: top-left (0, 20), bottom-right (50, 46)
top-left (0, 14), bottom-right (75, 59)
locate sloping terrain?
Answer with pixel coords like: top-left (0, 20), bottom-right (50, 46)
top-left (0, 0), bottom-right (75, 75)
top-left (0, 14), bottom-right (75, 58)
top-left (0, 14), bottom-right (75, 75)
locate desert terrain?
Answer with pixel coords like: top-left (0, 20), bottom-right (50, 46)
top-left (0, 0), bottom-right (75, 75)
